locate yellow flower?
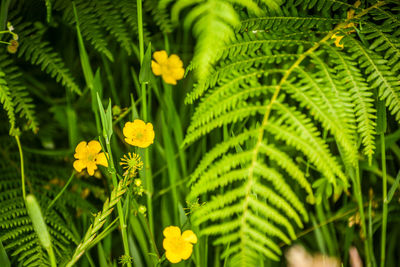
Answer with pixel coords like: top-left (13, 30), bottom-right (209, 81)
top-left (73, 141), bottom-right (108, 176)
top-left (120, 152), bottom-right (143, 177)
top-left (163, 226), bottom-right (197, 264)
top-left (123, 119), bottom-right (155, 148)
top-left (151, 50), bottom-right (184, 85)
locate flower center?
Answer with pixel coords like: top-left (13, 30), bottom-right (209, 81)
top-left (136, 132), bottom-right (144, 140)
top-left (161, 63), bottom-right (170, 74)
top-left (169, 237), bottom-right (186, 253)
top-left (87, 153), bottom-right (95, 161)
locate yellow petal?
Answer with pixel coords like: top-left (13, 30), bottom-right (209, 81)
top-left (74, 141), bottom-right (87, 156)
top-left (168, 54), bottom-right (183, 68)
top-left (162, 73), bottom-right (177, 85)
top-left (123, 122), bottom-right (135, 137)
top-left (163, 226), bottom-right (181, 238)
top-left (171, 67), bottom-right (184, 80)
top-left (165, 250), bottom-right (182, 263)
top-left (73, 160), bottom-right (86, 172)
top-left (151, 61), bottom-right (162, 76)
top-left (180, 243), bottom-right (193, 260)
top-left (182, 230), bottom-right (197, 244)
top-left (133, 119), bottom-right (146, 127)
top-left (124, 137), bottom-right (135, 146)
top-left (86, 161), bottom-right (97, 176)
top-left (88, 140), bottom-right (102, 154)
top-left (153, 50), bottom-right (168, 64)
top-left (96, 152), bottom-right (108, 167)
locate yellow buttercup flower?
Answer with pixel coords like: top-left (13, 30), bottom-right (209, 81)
top-left (123, 119), bottom-right (155, 148)
top-left (73, 140), bottom-right (108, 176)
top-left (151, 50), bottom-right (184, 85)
top-left (163, 226), bottom-right (197, 264)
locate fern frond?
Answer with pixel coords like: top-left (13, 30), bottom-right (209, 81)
top-left (0, 145), bottom-right (92, 267)
top-left (0, 55), bottom-right (39, 133)
top-left (363, 22), bottom-right (400, 72)
top-left (0, 71), bottom-right (16, 132)
top-left (55, 0), bottom-right (113, 61)
top-left (94, 0), bottom-right (134, 55)
top-left (284, 65), bottom-right (358, 165)
top-left (16, 22), bottom-right (81, 95)
top-left (144, 0), bottom-right (174, 33)
top-left (239, 15), bottom-right (342, 32)
top-left (324, 45), bottom-right (376, 161)
top-left (346, 35), bottom-right (400, 122)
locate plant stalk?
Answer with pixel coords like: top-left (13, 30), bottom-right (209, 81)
top-left (106, 142), bottom-right (132, 267)
top-left (380, 133), bottom-right (388, 267)
top-left (137, 0), bottom-right (154, 234)
top-left (15, 135), bottom-right (26, 202)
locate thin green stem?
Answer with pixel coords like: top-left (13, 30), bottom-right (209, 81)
top-left (137, 0), bottom-right (144, 65)
top-left (47, 171), bottom-right (75, 211)
top-left (15, 135), bottom-right (26, 202)
top-left (354, 164), bottom-right (371, 267)
top-left (380, 133), bottom-right (388, 267)
top-left (105, 142), bottom-right (132, 267)
top-left (137, 0), bottom-right (154, 234)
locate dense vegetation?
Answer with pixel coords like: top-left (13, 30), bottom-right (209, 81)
top-left (0, 0), bottom-right (399, 266)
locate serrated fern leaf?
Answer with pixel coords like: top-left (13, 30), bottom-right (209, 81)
top-left (0, 55), bottom-right (39, 133)
top-left (325, 46), bottom-right (376, 161)
top-left (0, 71), bottom-right (16, 132)
top-left (16, 22), bottom-right (81, 95)
top-left (346, 35), bottom-right (400, 122)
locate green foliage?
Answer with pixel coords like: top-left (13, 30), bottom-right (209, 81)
top-left (1, 0), bottom-right (400, 266)
top-left (0, 140), bottom-right (94, 267)
top-left (184, 0), bottom-right (400, 264)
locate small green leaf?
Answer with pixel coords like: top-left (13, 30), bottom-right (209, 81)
top-left (96, 93), bottom-right (112, 143)
top-left (139, 42), bottom-right (152, 84)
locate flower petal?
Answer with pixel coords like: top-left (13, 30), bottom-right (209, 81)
top-left (180, 243), bottom-right (193, 260)
top-left (133, 119), bottom-right (146, 127)
top-left (151, 61), bottom-right (162, 76)
top-left (162, 73), bottom-right (177, 85)
top-left (73, 160), bottom-right (86, 172)
top-left (171, 67), bottom-right (184, 80)
top-left (123, 122), bottom-right (135, 137)
top-left (182, 230), bottom-right (197, 244)
top-left (153, 50), bottom-right (168, 64)
top-left (88, 140), bottom-right (102, 154)
top-left (75, 141), bottom-right (87, 156)
top-left (165, 250), bottom-right (182, 263)
top-left (168, 54), bottom-right (183, 68)
top-left (86, 161), bottom-right (98, 176)
top-left (96, 152), bottom-right (108, 167)
top-left (163, 226), bottom-right (181, 238)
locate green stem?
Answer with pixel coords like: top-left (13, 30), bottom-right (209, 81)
top-left (105, 142), bottom-right (132, 267)
top-left (137, 0), bottom-right (154, 234)
top-left (137, 0), bottom-right (144, 65)
top-left (380, 133), bottom-right (388, 267)
top-left (354, 164), bottom-right (371, 266)
top-left (47, 246), bottom-right (57, 267)
top-left (15, 135), bottom-right (26, 202)
top-left (47, 171), bottom-right (75, 211)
